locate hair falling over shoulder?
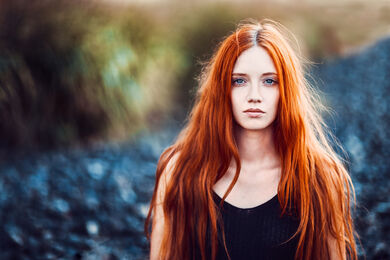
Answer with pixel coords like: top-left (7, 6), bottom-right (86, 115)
top-left (144, 18), bottom-right (359, 260)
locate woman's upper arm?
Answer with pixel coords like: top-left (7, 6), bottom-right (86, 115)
top-left (150, 200), bottom-right (165, 260)
top-left (150, 155), bottom-right (177, 260)
top-left (328, 234), bottom-right (346, 260)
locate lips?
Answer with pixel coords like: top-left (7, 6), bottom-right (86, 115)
top-left (243, 108), bottom-right (265, 113)
top-left (243, 108), bottom-right (265, 118)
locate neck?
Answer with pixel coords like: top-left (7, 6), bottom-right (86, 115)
top-left (232, 123), bottom-right (280, 170)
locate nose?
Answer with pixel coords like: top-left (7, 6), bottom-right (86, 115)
top-left (247, 82), bottom-right (263, 103)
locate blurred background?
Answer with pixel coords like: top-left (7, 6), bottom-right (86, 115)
top-left (0, 0), bottom-right (389, 259)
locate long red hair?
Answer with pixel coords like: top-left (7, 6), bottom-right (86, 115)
top-left (144, 18), bottom-right (358, 260)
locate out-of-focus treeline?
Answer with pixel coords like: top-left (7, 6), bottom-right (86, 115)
top-left (1, 0), bottom-right (389, 151)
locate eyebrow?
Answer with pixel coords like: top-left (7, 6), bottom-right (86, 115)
top-left (232, 72), bottom-right (277, 77)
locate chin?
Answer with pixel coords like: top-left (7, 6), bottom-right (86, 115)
top-left (246, 126), bottom-right (272, 131)
top-left (236, 121), bottom-right (273, 131)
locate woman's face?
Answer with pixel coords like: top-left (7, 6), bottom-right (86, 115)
top-left (231, 46), bottom-right (280, 131)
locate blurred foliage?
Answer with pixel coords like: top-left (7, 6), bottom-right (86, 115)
top-left (0, 0), bottom-right (186, 150)
top-left (0, 0), bottom-right (388, 150)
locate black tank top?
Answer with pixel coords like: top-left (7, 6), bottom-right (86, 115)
top-left (197, 192), bottom-right (300, 260)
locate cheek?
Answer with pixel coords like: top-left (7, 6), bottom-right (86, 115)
top-left (271, 89), bottom-right (280, 106)
top-left (274, 93), bottom-right (280, 106)
top-left (230, 90), bottom-right (244, 120)
top-left (272, 92), bottom-right (280, 114)
top-left (231, 90), bottom-right (241, 109)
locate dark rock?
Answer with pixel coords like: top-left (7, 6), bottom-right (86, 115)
top-left (311, 36), bottom-right (390, 259)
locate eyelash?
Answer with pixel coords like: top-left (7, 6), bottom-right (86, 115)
top-left (231, 78), bottom-right (278, 86)
top-left (232, 78), bottom-right (246, 85)
top-left (264, 79), bottom-right (278, 85)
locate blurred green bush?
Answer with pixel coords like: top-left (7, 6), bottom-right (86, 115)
top-left (0, 1), bottom-right (187, 150)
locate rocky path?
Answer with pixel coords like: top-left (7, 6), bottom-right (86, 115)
top-left (0, 124), bottom-right (179, 260)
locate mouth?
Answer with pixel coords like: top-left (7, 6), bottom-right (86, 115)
top-left (243, 108), bottom-right (265, 118)
top-left (243, 108), bottom-right (265, 113)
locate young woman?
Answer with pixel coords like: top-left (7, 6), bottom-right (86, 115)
top-left (144, 19), bottom-right (358, 260)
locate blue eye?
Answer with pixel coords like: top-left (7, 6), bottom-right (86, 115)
top-left (264, 78), bottom-right (278, 85)
top-left (232, 78), bottom-right (246, 86)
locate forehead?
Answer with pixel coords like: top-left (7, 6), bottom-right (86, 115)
top-left (232, 46), bottom-right (277, 75)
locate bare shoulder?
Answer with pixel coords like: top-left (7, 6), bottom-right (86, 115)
top-left (328, 234), bottom-right (346, 260)
top-left (156, 152), bottom-right (179, 202)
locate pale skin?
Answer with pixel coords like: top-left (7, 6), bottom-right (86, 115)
top-left (149, 46), bottom-right (344, 259)
top-left (150, 152), bottom-right (177, 260)
top-left (213, 46), bottom-right (281, 208)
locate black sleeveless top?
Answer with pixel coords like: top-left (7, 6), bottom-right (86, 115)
top-left (195, 192), bottom-right (300, 260)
